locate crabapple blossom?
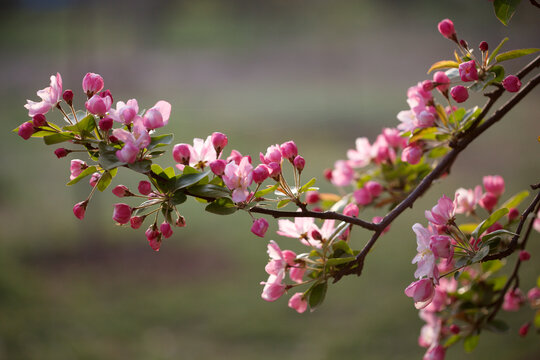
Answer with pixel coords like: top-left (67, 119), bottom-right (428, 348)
top-left (305, 191), bottom-right (320, 204)
top-left (405, 278), bottom-right (436, 309)
top-left (423, 344), bottom-right (445, 360)
top-left (458, 60), bottom-right (478, 82)
top-left (288, 293), bottom-right (308, 313)
top-left (331, 160), bottom-right (354, 187)
top-left (483, 175), bottom-right (505, 197)
top-left (89, 172), bottom-right (101, 187)
top-left (260, 144), bottom-right (282, 165)
top-left (145, 225), bottom-right (161, 251)
top-left (115, 142), bottom-right (139, 164)
top-left (222, 156), bottom-right (253, 203)
top-left (251, 218), bottom-right (269, 238)
top-left (425, 195), bottom-right (455, 226)
top-left (17, 122), bottom-right (34, 140)
top-left (528, 287), bottom-right (540, 306)
top-left (502, 75), bottom-right (522, 93)
top-left (518, 250), bottom-right (530, 261)
top-left (343, 203), bottom-right (359, 217)
top-left (98, 116), bottom-right (113, 132)
top-left (289, 265), bottom-right (305, 284)
top-left (85, 93), bottom-right (112, 116)
top-left (507, 208), bottom-right (519, 221)
top-left (70, 159), bottom-right (87, 180)
top-left (82, 72), bottom-right (104, 96)
top-left (454, 186), bottom-right (482, 215)
top-left (32, 114), bottom-right (47, 127)
top-left (160, 222), bottom-right (173, 239)
top-left (280, 141), bottom-right (298, 161)
top-left (211, 132), bottom-right (228, 155)
top-left (479, 41), bottom-right (488, 52)
top-left (112, 203), bottom-right (132, 224)
top-left (433, 71), bottom-right (450, 92)
top-left (450, 85), bottom-right (468, 103)
top-left (172, 144), bottom-right (191, 165)
top-left (412, 223), bottom-right (438, 280)
top-left (502, 288), bottom-right (525, 311)
top-left (293, 156), bottom-right (305, 172)
top-left (210, 159), bottom-right (227, 176)
top-left (429, 235), bottom-right (453, 259)
top-left (437, 19), bottom-right (455, 39)
top-left (347, 137), bottom-right (371, 168)
top-left (54, 148), bottom-right (69, 158)
top-left (252, 164), bottom-right (270, 184)
top-left (130, 216), bottom-right (144, 229)
top-left (353, 187), bottom-right (372, 206)
top-left (227, 149), bottom-right (243, 164)
top-left (365, 181), bottom-right (383, 197)
top-left (142, 100), bottom-right (172, 130)
top-left (24, 72), bottom-right (62, 117)
top-left (108, 99), bottom-right (139, 125)
top-left (402, 143), bottom-right (423, 165)
top-left (62, 89), bottom-right (73, 105)
top-left (180, 136), bottom-right (217, 170)
top-left (73, 201), bottom-right (88, 220)
top-left (478, 192), bottom-right (498, 212)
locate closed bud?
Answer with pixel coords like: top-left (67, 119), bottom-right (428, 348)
top-left (433, 71), bottom-right (450, 92)
top-left (172, 144), bottom-right (191, 165)
top-left (62, 89), bottom-right (74, 105)
top-left (401, 143), bottom-right (423, 165)
top-left (293, 155), bottom-right (305, 172)
top-left (253, 164), bottom-right (270, 184)
top-left (130, 216), bottom-right (144, 229)
top-left (502, 75), bottom-right (521, 93)
top-left (479, 41), bottom-right (488, 52)
top-left (210, 159), bottom-right (227, 176)
top-left (421, 80), bottom-right (434, 92)
top-left (450, 85), bottom-right (469, 103)
top-left (98, 116), bottom-right (114, 132)
top-left (343, 203), bottom-right (359, 217)
top-left (82, 72), bottom-right (104, 96)
top-left (112, 203), bottom-right (132, 224)
top-left (211, 132), bottom-right (228, 155)
top-left (280, 141), bottom-right (298, 161)
top-left (73, 200), bottom-right (88, 220)
top-left (479, 192), bottom-right (498, 212)
top-left (305, 191), bottom-right (320, 204)
top-left (18, 121), bottom-right (34, 140)
top-left (437, 19), bottom-right (456, 40)
top-left (85, 93), bottom-right (112, 116)
top-left (160, 222), bottom-right (173, 239)
top-left (89, 172), bottom-right (101, 187)
top-left (109, 135), bottom-right (119, 143)
top-left (519, 250), bottom-right (530, 261)
top-left (450, 324), bottom-right (460, 334)
top-left (145, 225), bottom-right (162, 251)
top-left (54, 148), bottom-right (70, 158)
top-left (112, 185), bottom-right (132, 198)
top-left (508, 208), bottom-right (519, 221)
top-left (354, 187), bottom-right (372, 206)
top-left (459, 39), bottom-right (468, 49)
top-left (138, 181), bottom-right (152, 195)
top-left (32, 113), bottom-right (47, 127)
top-left (251, 218), bottom-right (269, 238)
top-left (323, 168), bottom-right (333, 181)
top-left (365, 181), bottom-right (383, 197)
top-left (267, 162), bottom-right (281, 180)
top-left (519, 323), bottom-right (530, 337)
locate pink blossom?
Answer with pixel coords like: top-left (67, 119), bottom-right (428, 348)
top-left (70, 159), bottom-right (87, 180)
top-left (112, 203), bottom-right (132, 224)
top-left (277, 216), bottom-right (315, 240)
top-left (433, 71), bottom-right (450, 92)
top-left (347, 137), bottom-right (372, 168)
top-left (267, 162), bottom-right (282, 180)
top-left (32, 114), bottom-right (47, 127)
top-left (17, 122), bottom-right (34, 140)
top-left (183, 136), bottom-right (218, 170)
top-left (293, 156), bottom-right (305, 172)
top-left (142, 100), bottom-right (171, 130)
top-left (371, 134), bottom-right (396, 164)
top-left (331, 160), bottom-right (354, 187)
top-left (364, 181), bottom-right (383, 197)
top-left (534, 210), bottom-right (540, 233)
top-left (527, 287), bottom-right (540, 306)
top-left (429, 235), bottom-right (453, 259)
top-left (382, 128), bottom-right (406, 148)
top-left (280, 141), bottom-right (298, 161)
top-left (253, 164), bottom-right (270, 184)
top-left (508, 208), bottom-right (520, 221)
top-left (458, 60), bottom-right (478, 82)
top-left (112, 185), bottom-right (131, 197)
top-left (417, 111), bottom-right (435, 128)
top-left (98, 117), bottom-right (113, 131)
top-left (353, 187), bottom-right (372, 206)
top-left (145, 225), bottom-right (162, 251)
top-left (211, 132), bottom-right (228, 154)
top-left (138, 181), bottom-right (152, 195)
top-left (412, 223), bottom-right (438, 280)
top-left (227, 149), bottom-right (243, 165)
top-left (82, 72), bottom-right (104, 96)
top-left (288, 293), bottom-right (308, 313)
top-left (108, 99), bottom-right (139, 125)
top-left (85, 93), bottom-right (112, 116)
top-left (24, 73), bottom-right (63, 117)
top-left (423, 344), bottom-right (445, 360)
top-left (160, 222), bottom-right (173, 238)
top-left (172, 144), bottom-right (191, 165)
top-left (261, 241), bottom-right (292, 302)
top-left (402, 143), bottom-right (423, 165)
top-left (483, 175), bottom-right (505, 197)
top-left (112, 118), bottom-right (151, 163)
top-left (454, 186), bottom-right (482, 214)
top-left (425, 195), bottom-right (455, 226)
top-left (260, 145), bottom-right (282, 165)
top-left (502, 75), bottom-right (521, 93)
top-left (502, 288), bottom-right (524, 311)
top-left (405, 278), bottom-right (435, 309)
top-left (251, 218), bottom-right (269, 238)
top-left (305, 191), bottom-right (320, 204)
top-left (450, 85), bottom-right (468, 103)
top-left (222, 156), bottom-right (253, 203)
top-left (176, 216), bottom-right (186, 227)
top-left (418, 311), bottom-right (441, 348)
top-left (437, 19), bottom-right (455, 39)
top-left (289, 266), bottom-right (305, 284)
top-left (343, 203), bottom-right (359, 217)
top-left (518, 250), bottom-right (530, 261)
top-left (89, 172), bottom-right (101, 187)
top-left (519, 323), bottom-right (531, 337)
top-left (261, 273), bottom-right (286, 302)
top-left (73, 201), bottom-right (88, 220)
top-left (478, 192), bottom-right (497, 212)
top-left (209, 159), bottom-right (227, 176)
top-left (130, 216), bottom-right (144, 229)
top-left (54, 148), bottom-right (69, 158)
top-left (397, 110), bottom-right (418, 133)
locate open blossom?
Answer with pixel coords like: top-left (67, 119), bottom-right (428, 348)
top-left (70, 159), bottom-right (87, 180)
top-left (260, 144), bottom-right (282, 165)
top-left (412, 223), bottom-right (438, 280)
top-left (112, 118), bottom-right (151, 163)
top-left (405, 278), bottom-right (436, 309)
top-left (108, 99), bottom-right (139, 125)
top-left (371, 134), bottom-right (396, 164)
top-left (425, 195), bottom-right (455, 226)
top-left (458, 60), bottom-right (478, 82)
top-left (483, 175), bottom-right (505, 197)
top-left (423, 344), bottom-right (445, 360)
top-left (222, 156), bottom-right (253, 203)
top-left (331, 160), bottom-right (354, 187)
top-left (503, 288), bottom-right (524, 311)
top-left (261, 241), bottom-right (294, 302)
top-left (178, 135), bottom-right (217, 170)
top-left (277, 216), bottom-right (315, 240)
top-left (24, 73), bottom-right (63, 117)
top-left (454, 186), bottom-right (482, 214)
top-left (85, 93), bottom-right (113, 116)
top-left (347, 137), bottom-right (371, 168)
top-left (288, 293), bottom-right (308, 313)
top-left (429, 235), bottom-right (453, 259)
top-left (142, 100), bottom-right (172, 130)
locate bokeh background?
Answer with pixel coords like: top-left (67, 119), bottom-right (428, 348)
top-left (1, 0), bottom-right (539, 359)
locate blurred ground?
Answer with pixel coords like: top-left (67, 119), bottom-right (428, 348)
top-left (1, 0), bottom-right (539, 359)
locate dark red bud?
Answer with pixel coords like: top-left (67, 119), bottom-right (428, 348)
top-left (63, 89), bottom-right (74, 105)
top-left (479, 41), bottom-right (488, 52)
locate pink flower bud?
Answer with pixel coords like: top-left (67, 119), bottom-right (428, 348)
top-left (293, 155), bottom-right (305, 172)
top-left (62, 89), bottom-right (73, 105)
top-left (176, 216), bottom-right (186, 227)
top-left (433, 71), bottom-right (450, 92)
top-left (32, 114), bottom-right (47, 127)
top-left (305, 191), bottom-right (320, 204)
top-left (251, 218), bottom-right (269, 238)
top-left (483, 175), bottom-right (505, 197)
top-left (54, 148), bottom-right (69, 158)
top-left (82, 73), bottom-right (104, 96)
top-left (288, 292), bottom-right (308, 313)
top-left (502, 75), bottom-right (521, 92)
top-left (450, 324), bottom-right (460, 334)
top-left (89, 172), bottom-right (101, 187)
top-left (450, 85), bottom-right (469, 103)
top-left (528, 287), bottom-right (540, 305)
top-left (365, 181), bottom-right (383, 197)
top-left (73, 200), bottom-right (88, 220)
top-left (460, 39), bottom-right (468, 49)
top-left (458, 60), bottom-right (478, 82)
top-left (112, 185), bottom-right (131, 198)
top-left (401, 143), bottom-right (423, 165)
top-left (227, 149), bottom-right (243, 165)
top-left (280, 141), bottom-right (298, 161)
top-left (85, 93), bottom-right (112, 116)
top-left (267, 162), bottom-right (281, 180)
top-left (430, 235), bottom-right (453, 259)
top-left (210, 159), bottom-right (227, 176)
top-left (261, 281), bottom-right (286, 302)
top-left (479, 192), bottom-right (498, 212)
top-left (70, 159), bottom-right (87, 180)
top-left (479, 41), bottom-right (488, 52)
top-left (252, 164), bottom-right (270, 184)
top-left (438, 19), bottom-right (455, 39)
top-left (160, 222), bottom-right (173, 238)
top-left (519, 323), bottom-right (530, 337)
top-left (112, 203), bottom-right (132, 224)
top-left (508, 208), bottom-right (519, 221)
top-left (100, 89), bottom-right (113, 103)
top-left (404, 279), bottom-right (435, 308)
top-left (18, 121), bottom-right (34, 140)
top-left (109, 135), bottom-right (119, 143)
top-left (343, 203), bottom-right (359, 217)
top-left (145, 225), bottom-right (162, 251)
top-left (422, 80), bottom-right (434, 92)
top-left (211, 132), bottom-right (228, 154)
top-left (323, 168), bottom-right (333, 181)
top-left (354, 188), bottom-right (372, 206)
top-left (519, 250), bottom-right (530, 261)
top-left (137, 181), bottom-right (152, 195)
top-left (423, 345), bottom-right (445, 360)
top-left (130, 216), bottom-right (144, 229)
top-left (98, 116), bottom-right (113, 132)
top-left (502, 288), bottom-right (524, 311)
top-left (172, 144), bottom-right (191, 165)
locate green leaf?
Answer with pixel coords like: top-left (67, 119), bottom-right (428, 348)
top-left (444, 334), bottom-right (461, 347)
top-left (163, 166), bottom-right (176, 179)
top-left (66, 166), bottom-right (97, 185)
top-left (97, 171), bottom-right (113, 192)
top-left (187, 184), bottom-right (230, 199)
top-left (147, 134), bottom-right (174, 151)
top-left (205, 198), bottom-right (237, 215)
top-left (471, 208), bottom-right (509, 240)
top-left (325, 257), bottom-right (356, 267)
top-left (484, 319), bottom-right (509, 333)
top-left (491, 275), bottom-right (508, 291)
top-left (463, 334), bottom-right (479, 353)
top-left (472, 246), bottom-right (490, 263)
top-left (308, 281), bottom-right (327, 310)
top-left (481, 229), bottom-right (517, 243)
top-left (488, 37), bottom-right (509, 65)
top-left (299, 178), bottom-right (316, 193)
top-left (537, 275), bottom-right (540, 288)
top-left (493, 0), bottom-right (521, 26)
top-left (182, 166), bottom-right (199, 175)
top-left (428, 60), bottom-right (459, 74)
top-left (469, 72), bottom-right (496, 92)
top-left (127, 160), bottom-right (152, 174)
top-left (98, 142), bottom-right (126, 170)
top-left (161, 206), bottom-right (173, 224)
top-left (151, 164), bottom-right (165, 177)
top-left (332, 240), bottom-right (354, 256)
top-left (534, 310), bottom-right (540, 328)
top-left (43, 133), bottom-right (74, 145)
top-left (428, 146), bottom-right (449, 159)
top-left (149, 150), bottom-right (166, 158)
top-left (63, 114), bottom-right (96, 134)
top-left (482, 259), bottom-right (504, 274)
top-left (277, 199), bottom-right (291, 208)
top-left (254, 184), bottom-right (279, 198)
top-left (174, 170), bottom-right (210, 191)
top-left (459, 223), bottom-right (479, 234)
top-left (498, 190), bottom-right (529, 211)
top-left (409, 127), bottom-right (438, 143)
top-left (170, 190), bottom-right (187, 205)
top-left (490, 65), bottom-right (506, 82)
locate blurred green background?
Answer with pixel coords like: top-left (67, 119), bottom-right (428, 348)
top-left (1, 0), bottom-right (539, 359)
